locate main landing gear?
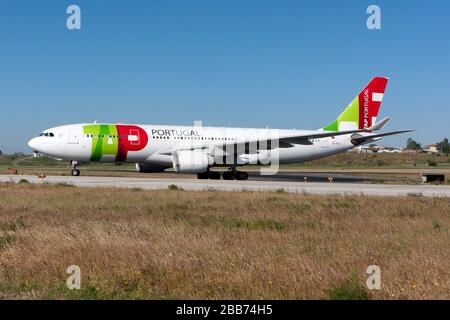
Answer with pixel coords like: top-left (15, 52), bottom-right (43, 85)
top-left (197, 168), bottom-right (249, 180)
top-left (223, 170), bottom-right (248, 181)
top-left (70, 161), bottom-right (80, 176)
top-left (197, 170), bottom-right (221, 180)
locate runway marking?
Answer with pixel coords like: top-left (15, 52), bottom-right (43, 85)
top-left (2, 174), bottom-right (450, 197)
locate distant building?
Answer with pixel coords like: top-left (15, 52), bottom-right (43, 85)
top-left (352, 145), bottom-right (388, 153)
top-left (424, 144), bottom-right (439, 154)
top-left (369, 145), bottom-right (383, 153)
top-left (352, 145), bottom-right (414, 154)
top-left (351, 146), bottom-right (373, 153)
top-left (379, 146), bottom-right (403, 153)
top-left (403, 149), bottom-right (420, 154)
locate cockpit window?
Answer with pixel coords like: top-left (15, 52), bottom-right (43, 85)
top-left (39, 132), bottom-right (55, 137)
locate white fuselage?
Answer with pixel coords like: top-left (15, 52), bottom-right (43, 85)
top-left (28, 123), bottom-right (356, 169)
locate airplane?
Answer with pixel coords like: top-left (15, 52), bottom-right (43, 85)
top-left (28, 77), bottom-right (413, 180)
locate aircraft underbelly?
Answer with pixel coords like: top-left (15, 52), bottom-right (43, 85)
top-left (277, 144), bottom-right (351, 164)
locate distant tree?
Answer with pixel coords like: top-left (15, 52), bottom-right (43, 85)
top-left (436, 138), bottom-right (449, 154)
top-left (0, 150), bottom-right (2, 155)
top-left (406, 138), bottom-right (422, 150)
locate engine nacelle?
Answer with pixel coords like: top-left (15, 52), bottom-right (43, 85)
top-left (135, 162), bottom-right (168, 173)
top-left (350, 133), bottom-right (371, 146)
top-left (237, 153), bottom-right (271, 165)
top-left (172, 150), bottom-right (211, 173)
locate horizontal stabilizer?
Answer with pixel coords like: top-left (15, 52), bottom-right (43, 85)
top-left (351, 129), bottom-right (415, 145)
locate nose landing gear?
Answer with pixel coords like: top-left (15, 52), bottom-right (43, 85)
top-left (70, 161), bottom-right (80, 176)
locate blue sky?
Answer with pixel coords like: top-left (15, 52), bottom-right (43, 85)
top-left (1, 0), bottom-right (449, 153)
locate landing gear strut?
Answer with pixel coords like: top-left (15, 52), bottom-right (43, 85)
top-left (70, 161), bottom-right (80, 176)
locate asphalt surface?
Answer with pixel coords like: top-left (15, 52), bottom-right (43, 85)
top-left (247, 172), bottom-right (418, 183)
top-left (1, 174), bottom-right (450, 197)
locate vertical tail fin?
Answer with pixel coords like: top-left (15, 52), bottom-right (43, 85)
top-left (322, 77), bottom-right (389, 131)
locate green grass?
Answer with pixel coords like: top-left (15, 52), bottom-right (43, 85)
top-left (427, 160), bottom-right (437, 167)
top-left (327, 271), bottom-right (369, 300)
top-left (0, 155), bottom-right (62, 167)
top-left (168, 184), bottom-right (183, 191)
top-left (55, 182), bottom-right (75, 187)
top-left (292, 203), bottom-right (312, 214)
top-left (0, 234), bottom-right (17, 249)
top-left (335, 200), bottom-right (354, 208)
top-left (200, 216), bottom-right (286, 231)
top-left (1, 216), bottom-right (26, 232)
top-left (432, 220), bottom-right (442, 230)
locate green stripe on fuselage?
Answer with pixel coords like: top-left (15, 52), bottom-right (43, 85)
top-left (83, 125), bottom-right (118, 161)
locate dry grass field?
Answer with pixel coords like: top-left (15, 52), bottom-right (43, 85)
top-left (0, 182), bottom-right (449, 300)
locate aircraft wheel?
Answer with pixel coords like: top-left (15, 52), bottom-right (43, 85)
top-left (197, 172), bottom-right (209, 179)
top-left (236, 171), bottom-right (248, 181)
top-left (71, 169), bottom-right (80, 177)
top-left (208, 171), bottom-right (222, 180)
top-left (222, 171), bottom-right (235, 180)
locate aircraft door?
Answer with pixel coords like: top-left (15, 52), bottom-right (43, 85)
top-left (321, 137), bottom-right (330, 148)
top-left (128, 129), bottom-right (140, 145)
top-left (68, 128), bottom-right (79, 144)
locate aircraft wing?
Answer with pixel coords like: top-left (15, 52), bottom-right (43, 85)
top-left (158, 128), bottom-right (370, 155)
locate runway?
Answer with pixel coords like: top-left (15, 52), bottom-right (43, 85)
top-left (2, 174), bottom-right (450, 197)
top-left (247, 171), bottom-right (418, 183)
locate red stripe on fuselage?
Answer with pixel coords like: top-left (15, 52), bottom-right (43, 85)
top-left (116, 125), bottom-right (149, 161)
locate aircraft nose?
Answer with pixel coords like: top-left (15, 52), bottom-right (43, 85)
top-left (28, 137), bottom-right (39, 151)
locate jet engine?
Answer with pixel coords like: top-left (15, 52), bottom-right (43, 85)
top-left (172, 150), bottom-right (212, 173)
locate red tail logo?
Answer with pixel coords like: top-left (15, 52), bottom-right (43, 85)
top-left (358, 77), bottom-right (388, 129)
